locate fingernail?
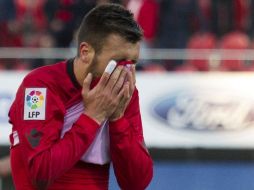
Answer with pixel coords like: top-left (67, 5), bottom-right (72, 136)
top-left (105, 60), bottom-right (117, 74)
top-left (125, 64), bottom-right (131, 71)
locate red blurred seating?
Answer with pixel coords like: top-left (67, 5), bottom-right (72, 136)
top-left (185, 32), bottom-right (217, 71)
top-left (13, 62), bottom-right (30, 71)
top-left (143, 63), bottom-right (167, 72)
top-left (219, 31), bottom-right (250, 71)
top-left (0, 63), bottom-right (7, 70)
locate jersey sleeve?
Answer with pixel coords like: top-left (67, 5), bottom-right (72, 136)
top-left (109, 88), bottom-right (153, 190)
top-left (9, 76), bottom-right (101, 189)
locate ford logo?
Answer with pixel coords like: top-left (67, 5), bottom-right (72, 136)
top-left (152, 89), bottom-right (254, 131)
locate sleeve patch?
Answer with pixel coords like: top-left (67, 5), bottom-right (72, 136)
top-left (26, 128), bottom-right (43, 148)
top-left (24, 88), bottom-right (47, 120)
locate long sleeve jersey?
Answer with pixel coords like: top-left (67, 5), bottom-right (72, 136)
top-left (9, 59), bottom-right (153, 190)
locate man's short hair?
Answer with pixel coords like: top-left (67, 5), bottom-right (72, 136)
top-left (77, 3), bottom-right (143, 55)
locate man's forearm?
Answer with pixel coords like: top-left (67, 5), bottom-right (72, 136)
top-left (109, 117), bottom-right (153, 190)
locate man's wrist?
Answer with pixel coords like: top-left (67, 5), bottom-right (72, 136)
top-left (109, 114), bottom-right (124, 122)
top-left (83, 111), bottom-right (105, 125)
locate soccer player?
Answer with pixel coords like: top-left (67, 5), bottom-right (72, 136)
top-left (9, 3), bottom-right (153, 190)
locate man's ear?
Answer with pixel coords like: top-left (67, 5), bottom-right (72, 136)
top-left (79, 42), bottom-right (95, 63)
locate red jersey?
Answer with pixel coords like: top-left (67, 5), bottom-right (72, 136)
top-left (9, 59), bottom-right (153, 190)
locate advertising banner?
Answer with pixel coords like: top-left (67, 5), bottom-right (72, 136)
top-left (136, 72), bottom-right (254, 149)
top-left (0, 72), bottom-right (26, 145)
top-left (1, 71), bottom-right (254, 149)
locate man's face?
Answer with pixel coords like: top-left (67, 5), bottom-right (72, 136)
top-left (91, 34), bottom-right (140, 77)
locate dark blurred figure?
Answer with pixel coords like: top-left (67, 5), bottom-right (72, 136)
top-left (155, 0), bottom-right (205, 70)
top-left (207, 0), bottom-right (248, 37)
top-left (0, 0), bottom-right (23, 70)
top-left (247, 0), bottom-right (254, 39)
top-left (211, 0), bottom-right (234, 37)
top-left (44, 0), bottom-right (95, 47)
top-left (0, 0), bottom-right (16, 22)
top-left (156, 0), bottom-right (205, 49)
top-left (0, 0), bottom-right (21, 47)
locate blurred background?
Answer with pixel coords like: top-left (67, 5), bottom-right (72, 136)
top-left (2, 0), bottom-right (254, 189)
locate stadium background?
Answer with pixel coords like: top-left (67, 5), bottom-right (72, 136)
top-left (2, 0), bottom-right (254, 189)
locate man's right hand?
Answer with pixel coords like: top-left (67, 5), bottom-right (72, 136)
top-left (82, 65), bottom-right (128, 125)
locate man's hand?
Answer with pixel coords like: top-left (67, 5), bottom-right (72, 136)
top-left (82, 65), bottom-right (129, 125)
top-left (109, 65), bottom-right (136, 121)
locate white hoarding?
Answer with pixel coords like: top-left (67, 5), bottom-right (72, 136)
top-left (136, 72), bottom-right (254, 149)
top-left (0, 72), bottom-right (27, 145)
top-left (1, 71), bottom-right (254, 149)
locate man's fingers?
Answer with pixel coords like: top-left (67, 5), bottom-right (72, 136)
top-left (124, 81), bottom-right (130, 98)
top-left (82, 73), bottom-right (92, 96)
top-left (105, 60), bottom-right (117, 74)
top-left (126, 69), bottom-right (135, 95)
top-left (112, 67), bottom-right (128, 94)
top-left (130, 64), bottom-right (136, 84)
top-left (107, 65), bottom-right (124, 90)
top-left (98, 60), bottom-right (117, 87)
top-left (116, 81), bottom-right (130, 101)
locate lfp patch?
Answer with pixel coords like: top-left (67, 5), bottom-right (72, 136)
top-left (24, 88), bottom-right (46, 120)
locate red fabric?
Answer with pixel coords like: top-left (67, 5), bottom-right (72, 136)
top-left (9, 60), bottom-right (153, 190)
top-left (198, 0), bottom-right (211, 21)
top-left (137, 0), bottom-right (159, 41)
top-left (15, 0), bottom-right (47, 30)
top-left (117, 60), bottom-right (134, 66)
top-left (234, 0), bottom-right (248, 31)
top-left (0, 23), bottom-right (23, 47)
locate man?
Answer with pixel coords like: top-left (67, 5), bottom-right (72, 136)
top-left (9, 3), bottom-right (153, 190)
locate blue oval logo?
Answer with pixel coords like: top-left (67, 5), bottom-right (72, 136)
top-left (152, 90), bottom-right (254, 132)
